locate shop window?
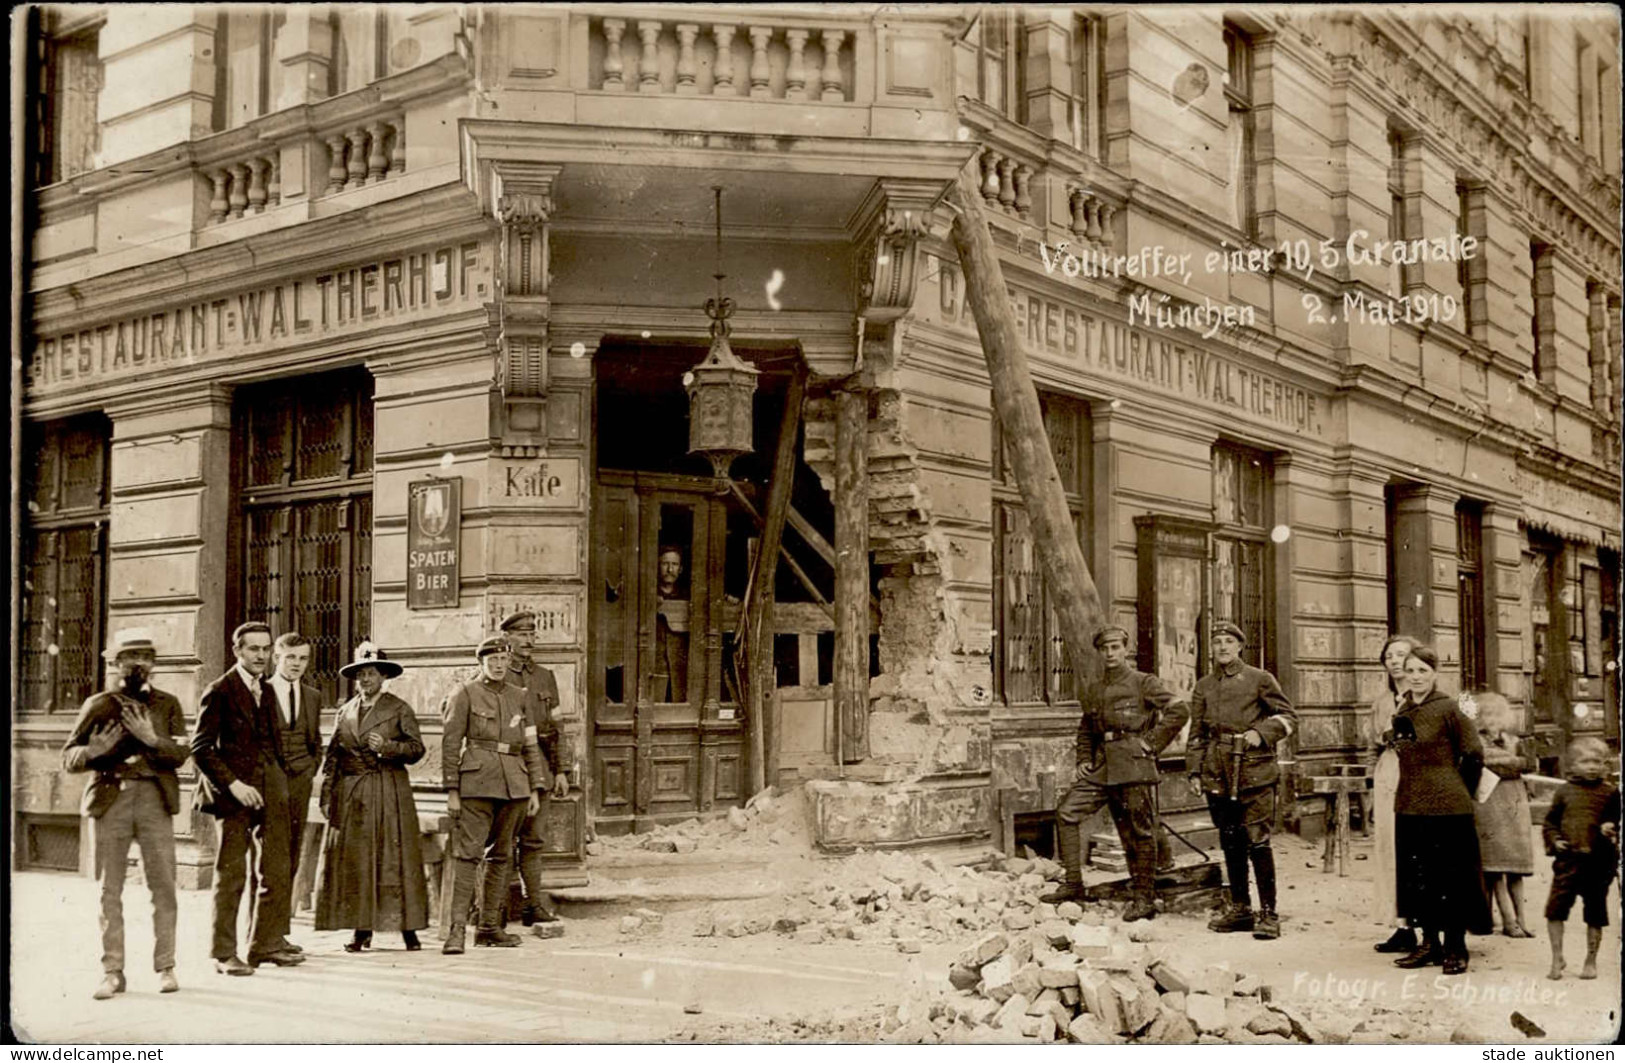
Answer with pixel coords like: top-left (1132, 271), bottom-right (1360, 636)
top-left (1212, 442), bottom-right (1273, 672)
top-left (1225, 22), bottom-right (1256, 240)
top-left (1525, 543), bottom-right (1556, 723)
top-left (1457, 501), bottom-right (1487, 691)
top-left (1531, 243), bottom-right (1555, 386)
top-left (993, 393), bottom-right (1092, 706)
top-left (236, 368), bottom-right (374, 702)
top-left (20, 415), bottom-right (111, 715)
top-left (33, 11), bottom-right (101, 186)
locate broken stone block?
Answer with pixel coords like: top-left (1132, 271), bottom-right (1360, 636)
top-left (1067, 1013), bottom-right (1115, 1044)
top-left (1036, 1014), bottom-right (1058, 1042)
top-left (1038, 957), bottom-right (1081, 989)
top-left (1059, 987), bottom-right (1081, 1008)
top-left (643, 838), bottom-right (679, 853)
top-left (896, 939), bottom-right (922, 954)
top-left (693, 912), bottom-right (716, 937)
top-left (994, 993), bottom-right (1031, 1030)
top-left (1161, 991), bottom-right (1186, 1014)
top-left (1033, 858), bottom-right (1063, 880)
top-left (1069, 922), bottom-right (1112, 958)
top-left (1035, 902), bottom-right (1059, 922)
top-left (1141, 1009), bottom-right (1198, 1045)
top-left (1124, 921), bottom-right (1156, 942)
top-left (1148, 960), bottom-right (1193, 994)
top-left (1002, 910), bottom-right (1034, 931)
top-left (1451, 1019), bottom-right (1499, 1045)
top-left (1011, 963), bottom-right (1043, 1001)
top-left (1244, 1007), bottom-right (1292, 1039)
top-left (632, 907), bottom-right (663, 923)
top-left (1184, 993), bottom-right (1228, 1034)
top-left (947, 964), bottom-right (981, 991)
top-left (1038, 920), bottom-right (1072, 948)
top-left (727, 806), bottom-right (750, 831)
top-left (1017, 872), bottom-right (1046, 894)
top-left (1112, 976), bottom-right (1159, 1035)
top-left (955, 995), bottom-right (999, 1027)
top-left (1027, 988), bottom-right (1061, 1016)
top-left (1225, 997), bottom-right (1269, 1036)
top-left (1055, 901), bottom-right (1084, 922)
top-left (1234, 972), bottom-right (1260, 996)
top-left (1271, 1003), bottom-right (1323, 1044)
top-left (1004, 857), bottom-right (1034, 875)
top-left (1195, 963), bottom-right (1236, 997)
top-left (671, 837), bottom-right (698, 854)
top-left (980, 956), bottom-right (1016, 1002)
top-left (957, 932), bottom-right (1008, 971)
top-left (531, 923), bottom-right (565, 940)
top-left (794, 927), bottom-right (823, 946)
top-left (1047, 1000), bottom-right (1073, 1031)
top-left (619, 916), bottom-right (644, 934)
top-left (1076, 969), bottom-right (1125, 1032)
top-left (1007, 936), bottom-right (1034, 968)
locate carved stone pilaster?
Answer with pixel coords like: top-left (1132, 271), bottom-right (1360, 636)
top-left (488, 162), bottom-right (562, 456)
top-left (851, 177), bottom-right (945, 328)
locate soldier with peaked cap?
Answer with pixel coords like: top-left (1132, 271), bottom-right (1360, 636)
top-left (498, 610), bottom-right (571, 930)
top-left (1187, 620), bottom-right (1297, 941)
top-left (1041, 625), bottom-right (1188, 922)
top-left (440, 635), bottom-right (551, 954)
top-left (63, 631), bottom-right (191, 1000)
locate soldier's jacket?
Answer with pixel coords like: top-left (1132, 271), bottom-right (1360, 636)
top-left (1186, 659), bottom-right (1297, 793)
top-left (442, 676), bottom-right (549, 799)
top-left (1076, 665), bottom-right (1189, 786)
top-left (510, 658), bottom-right (564, 774)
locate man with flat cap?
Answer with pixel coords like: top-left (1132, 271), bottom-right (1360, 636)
top-left (1187, 621), bottom-right (1297, 940)
top-left (1042, 625), bottom-right (1189, 922)
top-left (441, 635), bottom-right (551, 954)
top-left (499, 610), bottom-right (572, 930)
top-left (63, 632), bottom-right (191, 1000)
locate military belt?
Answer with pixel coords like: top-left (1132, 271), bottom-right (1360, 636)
top-left (468, 739), bottom-right (522, 755)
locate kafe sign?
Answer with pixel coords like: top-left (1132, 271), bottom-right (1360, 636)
top-left (407, 478), bottom-right (461, 610)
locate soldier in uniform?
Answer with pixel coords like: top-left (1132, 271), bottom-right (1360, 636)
top-left (440, 636), bottom-right (551, 954)
top-left (499, 610), bottom-right (572, 928)
top-left (1186, 621), bottom-right (1297, 940)
top-left (1042, 626), bottom-right (1189, 921)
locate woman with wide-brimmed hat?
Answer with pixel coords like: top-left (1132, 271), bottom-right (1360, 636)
top-left (314, 642), bottom-right (429, 952)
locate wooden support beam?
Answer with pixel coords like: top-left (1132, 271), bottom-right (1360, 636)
top-left (724, 477), bottom-right (833, 617)
top-left (948, 168), bottom-right (1106, 686)
top-left (835, 385), bottom-right (869, 764)
top-left (745, 369), bottom-right (805, 796)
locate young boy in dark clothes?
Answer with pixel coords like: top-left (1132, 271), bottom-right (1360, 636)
top-left (1543, 737), bottom-right (1620, 980)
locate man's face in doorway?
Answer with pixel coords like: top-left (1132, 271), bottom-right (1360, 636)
top-left (658, 550), bottom-right (683, 595)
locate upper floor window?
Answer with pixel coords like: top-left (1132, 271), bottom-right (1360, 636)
top-left (1530, 242), bottom-right (1555, 386)
top-left (34, 11), bottom-right (101, 185)
top-left (1067, 13), bottom-right (1105, 157)
top-left (1388, 129), bottom-right (1412, 295)
top-left (958, 7), bottom-right (1023, 119)
top-left (1457, 180), bottom-right (1485, 341)
top-left (213, 8), bottom-right (286, 130)
top-left (1224, 22), bottom-right (1256, 239)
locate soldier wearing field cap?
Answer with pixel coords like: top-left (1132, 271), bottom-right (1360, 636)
top-left (62, 632), bottom-right (190, 999)
top-left (498, 610), bottom-right (571, 929)
top-left (440, 636), bottom-right (550, 954)
top-left (1187, 620), bottom-right (1297, 940)
top-left (1041, 625), bottom-right (1188, 922)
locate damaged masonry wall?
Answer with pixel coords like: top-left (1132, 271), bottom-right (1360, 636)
top-left (801, 339), bottom-right (998, 849)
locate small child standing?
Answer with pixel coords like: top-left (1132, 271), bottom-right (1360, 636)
top-left (1544, 737), bottom-right (1620, 980)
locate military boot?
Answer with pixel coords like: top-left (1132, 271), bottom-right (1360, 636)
top-left (477, 858), bottom-right (521, 946)
top-left (443, 858), bottom-right (477, 954)
top-left (475, 927), bottom-right (522, 947)
top-left (1120, 892), bottom-right (1158, 923)
top-left (1252, 908), bottom-right (1280, 939)
top-left (441, 925), bottom-right (467, 955)
top-left (520, 849), bottom-right (562, 925)
top-left (1208, 902), bottom-right (1255, 933)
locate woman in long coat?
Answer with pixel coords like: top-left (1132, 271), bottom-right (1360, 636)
top-left (1370, 634), bottom-right (1418, 953)
top-left (1388, 644), bottom-right (1492, 976)
top-left (315, 643), bottom-right (429, 951)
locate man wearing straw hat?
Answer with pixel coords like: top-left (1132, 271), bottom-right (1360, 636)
top-left (62, 631), bottom-right (190, 1000)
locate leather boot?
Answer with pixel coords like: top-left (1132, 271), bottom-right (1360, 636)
top-left (1374, 927), bottom-right (1417, 953)
top-left (441, 925), bottom-right (467, 955)
top-left (442, 858), bottom-right (478, 954)
top-left (1222, 838), bottom-right (1251, 908)
top-left (475, 927), bottom-right (523, 947)
top-left (1040, 881), bottom-right (1087, 905)
top-left (1249, 843), bottom-right (1277, 914)
top-left (1208, 903), bottom-right (1255, 933)
top-left (520, 849), bottom-right (561, 924)
top-left (1252, 908), bottom-right (1281, 939)
top-left (1043, 814), bottom-right (1085, 905)
top-left (1121, 891), bottom-right (1157, 923)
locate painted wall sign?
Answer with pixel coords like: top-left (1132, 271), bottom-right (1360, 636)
top-left (407, 478), bottom-right (462, 609)
top-left (485, 592), bottom-right (581, 647)
top-left (489, 456), bottom-right (582, 508)
top-left (26, 241), bottom-right (491, 393)
top-left (918, 254), bottom-right (1325, 437)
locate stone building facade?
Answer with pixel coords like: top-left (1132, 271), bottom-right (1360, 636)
top-left (15, 5), bottom-right (1621, 876)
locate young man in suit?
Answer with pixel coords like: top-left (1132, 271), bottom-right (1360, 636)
top-left (62, 632), bottom-right (191, 1000)
top-left (191, 621), bottom-right (303, 974)
top-left (265, 632), bottom-right (326, 954)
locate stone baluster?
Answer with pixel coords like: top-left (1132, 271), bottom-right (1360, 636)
top-left (1068, 188), bottom-right (1088, 241)
top-left (1085, 200), bottom-right (1102, 243)
top-left (247, 158), bottom-right (268, 214)
top-left (785, 30), bottom-right (809, 100)
top-left (325, 135), bottom-right (348, 194)
top-left (267, 154), bottom-right (281, 207)
top-left (980, 150), bottom-right (1002, 208)
top-left (228, 163), bottom-right (250, 219)
top-left (209, 170), bottom-right (230, 224)
top-left (748, 27), bottom-right (772, 98)
top-left (388, 118), bottom-right (406, 174)
top-left (637, 21), bottom-right (662, 92)
top-left (368, 121), bottom-right (389, 182)
top-left (712, 25), bottom-right (736, 94)
top-left (820, 31), bottom-right (846, 101)
top-left (602, 19), bottom-right (626, 90)
top-left (1013, 165), bottom-right (1033, 220)
top-left (345, 129), bottom-right (368, 190)
top-left (675, 24), bottom-right (699, 94)
top-left (1098, 204), bottom-right (1115, 250)
top-left (997, 158), bottom-right (1016, 213)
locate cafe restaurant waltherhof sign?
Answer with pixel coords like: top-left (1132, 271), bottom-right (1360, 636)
top-left (407, 478), bottom-right (461, 610)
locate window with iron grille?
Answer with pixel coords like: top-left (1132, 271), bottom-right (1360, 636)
top-left (20, 415), bottom-right (111, 715)
top-left (993, 393), bottom-right (1093, 707)
top-left (1211, 442), bottom-right (1274, 673)
top-left (1457, 500), bottom-right (1487, 691)
top-left (236, 369), bottom-right (374, 703)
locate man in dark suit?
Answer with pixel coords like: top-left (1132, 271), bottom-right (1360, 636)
top-left (63, 631), bottom-right (190, 1000)
top-left (264, 632), bottom-right (326, 954)
top-left (191, 621), bottom-right (303, 973)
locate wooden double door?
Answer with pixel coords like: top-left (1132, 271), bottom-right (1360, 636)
top-left (590, 471), bottom-right (747, 832)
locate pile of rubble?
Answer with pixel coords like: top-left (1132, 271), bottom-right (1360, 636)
top-left (596, 786), bottom-right (813, 858)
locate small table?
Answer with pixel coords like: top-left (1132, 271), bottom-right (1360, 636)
top-left (1310, 765), bottom-right (1372, 877)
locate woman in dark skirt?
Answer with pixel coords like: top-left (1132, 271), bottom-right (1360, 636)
top-left (315, 643), bottom-right (430, 952)
top-left (1388, 644), bottom-right (1492, 975)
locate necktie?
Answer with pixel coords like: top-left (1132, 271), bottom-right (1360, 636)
top-left (290, 684), bottom-right (299, 727)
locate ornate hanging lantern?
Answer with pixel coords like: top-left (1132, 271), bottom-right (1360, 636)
top-left (686, 186), bottom-right (758, 480)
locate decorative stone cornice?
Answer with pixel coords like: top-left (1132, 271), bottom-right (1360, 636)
top-left (849, 177), bottom-right (945, 325)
